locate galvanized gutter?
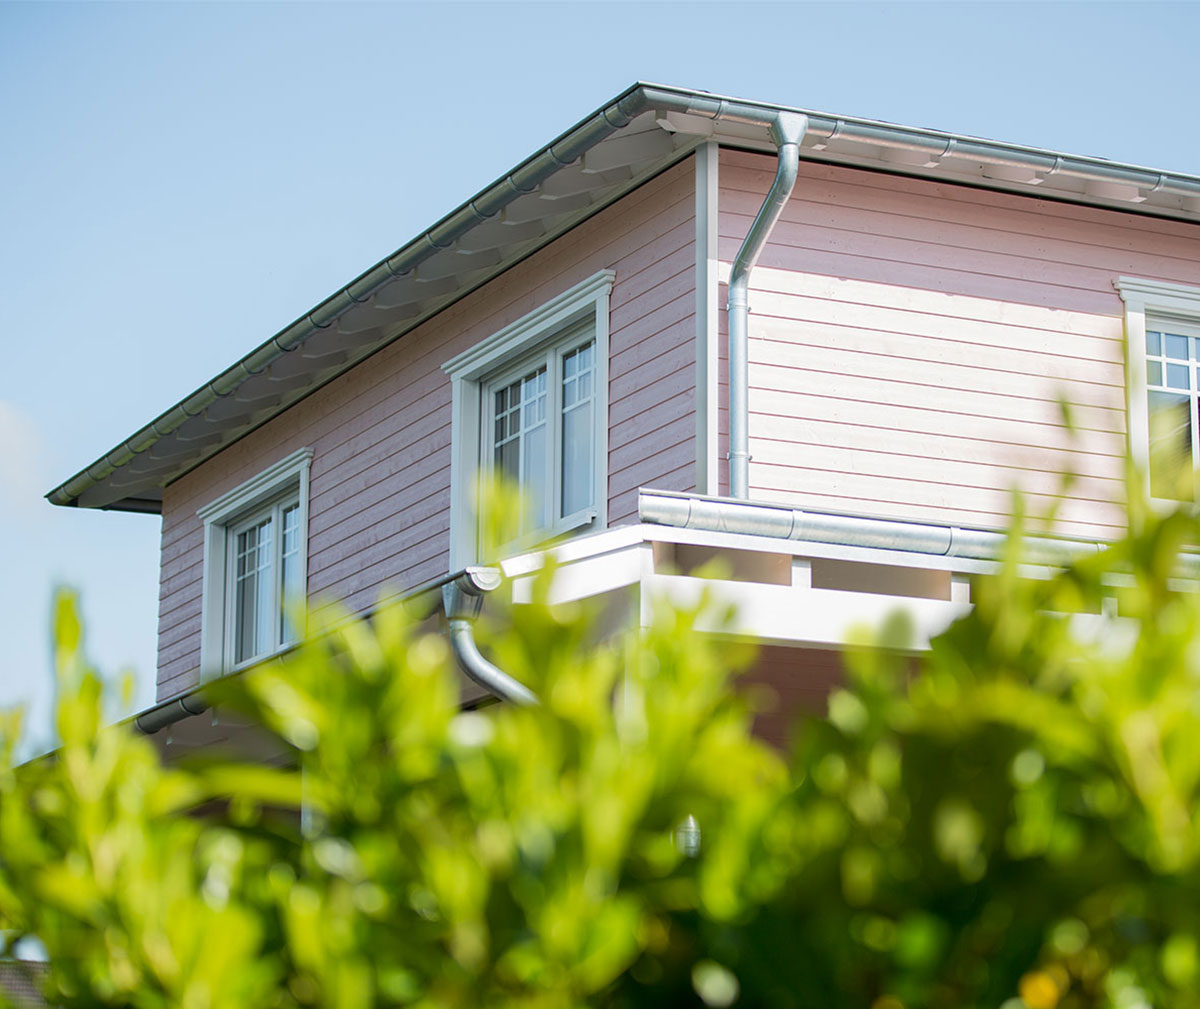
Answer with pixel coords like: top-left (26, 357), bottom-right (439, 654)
top-left (46, 82), bottom-right (1200, 514)
top-left (638, 488), bottom-right (1102, 567)
top-left (134, 564), bottom-right (531, 737)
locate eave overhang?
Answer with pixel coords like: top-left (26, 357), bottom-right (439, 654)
top-left (47, 82), bottom-right (1200, 513)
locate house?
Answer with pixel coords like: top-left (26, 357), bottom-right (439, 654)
top-left (46, 83), bottom-right (1200, 745)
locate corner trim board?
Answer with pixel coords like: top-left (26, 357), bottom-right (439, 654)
top-left (694, 142), bottom-right (720, 496)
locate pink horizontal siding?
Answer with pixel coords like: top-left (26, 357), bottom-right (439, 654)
top-left (155, 159), bottom-right (698, 700)
top-left (720, 149), bottom-right (1200, 539)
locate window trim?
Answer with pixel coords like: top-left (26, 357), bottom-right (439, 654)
top-left (443, 270), bottom-right (614, 568)
top-left (196, 447), bottom-right (313, 678)
top-left (1116, 277), bottom-right (1200, 502)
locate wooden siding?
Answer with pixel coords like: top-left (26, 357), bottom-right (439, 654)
top-left (155, 160), bottom-right (697, 700)
top-left (744, 644), bottom-right (845, 748)
top-left (719, 149), bottom-right (1200, 537)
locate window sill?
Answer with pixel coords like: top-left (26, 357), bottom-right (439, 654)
top-left (225, 639), bottom-right (299, 676)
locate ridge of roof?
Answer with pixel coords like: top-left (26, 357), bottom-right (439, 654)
top-left (47, 82), bottom-right (1200, 513)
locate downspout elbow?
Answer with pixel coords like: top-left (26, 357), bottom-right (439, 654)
top-left (442, 567), bottom-right (539, 707)
top-left (446, 618), bottom-right (539, 707)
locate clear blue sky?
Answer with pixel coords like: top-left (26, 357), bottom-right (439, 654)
top-left (2, 0), bottom-right (1198, 753)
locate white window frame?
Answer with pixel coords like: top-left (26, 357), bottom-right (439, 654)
top-left (1116, 277), bottom-right (1200, 503)
top-left (197, 447), bottom-right (313, 678)
top-left (443, 270), bottom-right (614, 568)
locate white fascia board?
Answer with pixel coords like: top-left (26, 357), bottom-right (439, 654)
top-left (694, 141), bottom-right (720, 496)
top-left (509, 541), bottom-right (650, 606)
top-left (639, 572), bottom-right (970, 652)
top-left (502, 527), bottom-right (649, 605)
top-left (498, 520), bottom-right (1058, 595)
top-left (498, 523), bottom-right (648, 577)
top-left (496, 520), bottom-right (1121, 649)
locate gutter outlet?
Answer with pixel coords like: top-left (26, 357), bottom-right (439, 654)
top-left (728, 112), bottom-right (809, 499)
top-left (442, 566), bottom-right (539, 707)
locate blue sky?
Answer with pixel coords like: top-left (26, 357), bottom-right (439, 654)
top-left (2, 0), bottom-right (1198, 753)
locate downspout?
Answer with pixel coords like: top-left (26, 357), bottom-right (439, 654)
top-left (727, 113), bottom-right (809, 499)
top-left (442, 566), bottom-right (539, 707)
top-left (133, 566), bottom-right (536, 738)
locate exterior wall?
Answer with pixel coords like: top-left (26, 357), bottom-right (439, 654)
top-left (155, 160), bottom-right (698, 702)
top-left (719, 149), bottom-right (1200, 538)
top-left (743, 644), bottom-right (845, 748)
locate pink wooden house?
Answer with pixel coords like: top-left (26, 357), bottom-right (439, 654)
top-left (47, 84), bottom-right (1200, 744)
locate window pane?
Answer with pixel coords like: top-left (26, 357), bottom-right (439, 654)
top-left (494, 377), bottom-right (524, 481)
top-left (1147, 360), bottom-right (1163, 387)
top-left (1148, 391), bottom-right (1194, 501)
top-left (560, 340), bottom-right (596, 518)
top-left (496, 433), bottom-right (520, 483)
top-left (279, 503), bottom-right (301, 645)
top-left (1166, 333), bottom-right (1189, 360)
top-left (493, 364), bottom-right (548, 532)
top-left (524, 369), bottom-right (546, 427)
top-left (1167, 362), bottom-right (1190, 390)
top-left (234, 518), bottom-right (273, 663)
top-left (523, 420), bottom-right (547, 529)
top-left (1147, 331), bottom-right (1162, 355)
top-left (562, 399), bottom-right (593, 516)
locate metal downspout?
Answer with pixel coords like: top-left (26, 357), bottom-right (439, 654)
top-left (132, 566), bottom-right (536, 739)
top-left (442, 567), bottom-right (539, 707)
top-left (727, 113), bottom-right (809, 499)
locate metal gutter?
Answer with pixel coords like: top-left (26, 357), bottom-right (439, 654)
top-left (47, 82), bottom-right (1200, 513)
top-left (134, 565), bottom-right (533, 736)
top-left (638, 488), bottom-right (1102, 567)
top-left (635, 84), bottom-right (1200, 201)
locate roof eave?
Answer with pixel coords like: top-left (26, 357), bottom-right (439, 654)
top-left (47, 83), bottom-right (1200, 513)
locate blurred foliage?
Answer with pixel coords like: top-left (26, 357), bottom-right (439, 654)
top-left (4, 464), bottom-right (1200, 1009)
top-left (0, 573), bottom-right (781, 1009)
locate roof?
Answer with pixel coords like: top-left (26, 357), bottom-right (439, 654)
top-left (47, 82), bottom-right (1200, 514)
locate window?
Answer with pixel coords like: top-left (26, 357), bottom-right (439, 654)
top-left (444, 271), bottom-right (613, 567)
top-left (1144, 321), bottom-right (1200, 499)
top-left (197, 448), bottom-right (313, 676)
top-left (1117, 278), bottom-right (1200, 502)
top-left (487, 325), bottom-right (598, 536)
